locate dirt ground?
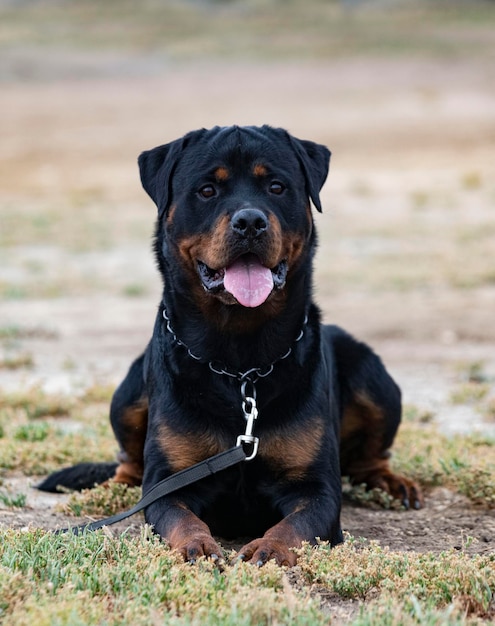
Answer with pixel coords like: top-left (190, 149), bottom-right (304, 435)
top-left (1, 46), bottom-right (495, 561)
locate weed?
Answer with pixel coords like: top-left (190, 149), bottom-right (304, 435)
top-left (403, 405), bottom-right (435, 424)
top-left (455, 361), bottom-right (490, 384)
top-left (0, 353), bottom-right (34, 370)
top-left (298, 540), bottom-right (495, 616)
top-left (485, 398), bottom-right (495, 421)
top-left (0, 325), bottom-right (57, 341)
top-left (350, 597), bottom-right (469, 625)
top-left (0, 491), bottom-right (26, 508)
top-left (62, 483), bottom-right (141, 518)
top-left (392, 422), bottom-right (495, 507)
top-left (80, 383), bottom-right (115, 404)
top-left (410, 190), bottom-right (430, 210)
top-left (14, 422), bottom-right (50, 443)
top-left (0, 387), bottom-right (74, 419)
top-left (122, 283), bottom-right (147, 297)
top-left (0, 529), bottom-right (324, 626)
top-left (450, 382), bottom-right (490, 405)
top-left (342, 478), bottom-right (402, 510)
top-left (461, 171), bottom-right (483, 190)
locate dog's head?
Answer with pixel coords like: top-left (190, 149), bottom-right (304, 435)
top-left (139, 126), bottom-right (330, 328)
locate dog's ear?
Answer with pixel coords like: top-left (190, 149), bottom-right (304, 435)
top-left (138, 129), bottom-right (207, 218)
top-left (288, 135), bottom-right (330, 213)
top-left (138, 138), bottom-right (185, 218)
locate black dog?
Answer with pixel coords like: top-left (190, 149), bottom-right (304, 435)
top-left (39, 125), bottom-right (422, 566)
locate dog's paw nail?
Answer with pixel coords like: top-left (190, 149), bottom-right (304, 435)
top-left (256, 559), bottom-right (264, 567)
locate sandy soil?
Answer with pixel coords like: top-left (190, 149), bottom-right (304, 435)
top-left (1, 54), bottom-right (495, 564)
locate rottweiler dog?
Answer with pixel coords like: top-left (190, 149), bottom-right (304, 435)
top-left (39, 125), bottom-right (422, 566)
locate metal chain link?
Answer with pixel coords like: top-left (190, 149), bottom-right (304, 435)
top-left (163, 307), bottom-right (307, 385)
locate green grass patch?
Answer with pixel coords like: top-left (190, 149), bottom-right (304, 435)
top-left (450, 382), bottom-right (490, 405)
top-left (0, 529), bottom-right (322, 626)
top-left (391, 420), bottom-right (495, 507)
top-left (0, 353), bottom-right (34, 371)
top-left (0, 387), bottom-right (116, 475)
top-left (0, 387), bottom-right (74, 420)
top-left (0, 491), bottom-right (27, 508)
top-left (299, 539), bottom-right (495, 619)
top-left (0, 389), bottom-right (495, 622)
top-left (1, 530), bottom-right (494, 625)
top-left (62, 483), bottom-right (141, 518)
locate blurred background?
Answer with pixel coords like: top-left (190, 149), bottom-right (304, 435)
top-left (1, 0), bottom-right (494, 432)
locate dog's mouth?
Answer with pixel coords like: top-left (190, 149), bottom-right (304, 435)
top-left (197, 254), bottom-right (288, 308)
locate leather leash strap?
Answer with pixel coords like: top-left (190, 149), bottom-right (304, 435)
top-left (58, 445), bottom-right (247, 535)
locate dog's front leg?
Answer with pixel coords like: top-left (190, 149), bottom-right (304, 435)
top-left (238, 496), bottom-right (343, 567)
top-left (146, 499), bottom-right (223, 563)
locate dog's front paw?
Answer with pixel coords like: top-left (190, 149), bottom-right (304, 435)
top-left (238, 538), bottom-right (297, 567)
top-left (172, 533), bottom-right (223, 564)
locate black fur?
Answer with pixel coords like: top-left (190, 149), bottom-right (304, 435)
top-left (39, 126), bottom-right (421, 566)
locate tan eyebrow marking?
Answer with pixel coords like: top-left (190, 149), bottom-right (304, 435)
top-left (253, 163), bottom-right (267, 177)
top-left (214, 167), bottom-right (230, 182)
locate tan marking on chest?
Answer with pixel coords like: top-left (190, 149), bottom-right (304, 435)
top-left (259, 417), bottom-right (324, 480)
top-left (156, 423), bottom-right (225, 473)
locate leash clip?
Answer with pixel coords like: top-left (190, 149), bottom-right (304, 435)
top-left (237, 389), bottom-right (259, 461)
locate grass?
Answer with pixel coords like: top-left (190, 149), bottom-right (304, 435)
top-left (0, 386), bottom-right (116, 475)
top-left (62, 482), bottom-right (142, 519)
top-left (1, 388), bottom-right (495, 622)
top-left (0, 353), bottom-right (34, 371)
top-left (1, 0), bottom-right (494, 63)
top-left (299, 539), bottom-right (495, 618)
top-left (0, 529), bottom-right (494, 625)
top-left (0, 529), bottom-right (323, 626)
top-left (0, 492), bottom-right (26, 508)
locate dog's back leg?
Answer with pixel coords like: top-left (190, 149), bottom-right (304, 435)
top-left (324, 325), bottom-right (422, 509)
top-left (110, 353), bottom-right (148, 487)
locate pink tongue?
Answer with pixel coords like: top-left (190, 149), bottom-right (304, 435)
top-left (224, 255), bottom-right (274, 308)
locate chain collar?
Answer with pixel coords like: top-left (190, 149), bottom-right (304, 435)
top-left (162, 305), bottom-right (308, 460)
top-left (162, 307), bottom-right (307, 385)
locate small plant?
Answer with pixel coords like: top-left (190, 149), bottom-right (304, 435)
top-left (455, 360), bottom-right (490, 384)
top-left (484, 398), bottom-right (495, 421)
top-left (0, 353), bottom-right (34, 370)
top-left (14, 422), bottom-right (50, 442)
top-left (450, 382), bottom-right (490, 405)
top-left (80, 383), bottom-right (115, 404)
top-left (461, 171), bottom-right (482, 190)
top-left (0, 387), bottom-right (74, 419)
top-left (0, 491), bottom-right (27, 508)
top-left (403, 404), bottom-right (435, 423)
top-left (342, 479), bottom-right (402, 510)
top-left (122, 283), bottom-right (146, 297)
top-left (410, 190), bottom-right (430, 209)
top-left (62, 482), bottom-right (142, 518)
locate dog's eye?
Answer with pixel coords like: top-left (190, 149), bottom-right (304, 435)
top-left (269, 181), bottom-right (285, 195)
top-left (198, 185), bottom-right (217, 199)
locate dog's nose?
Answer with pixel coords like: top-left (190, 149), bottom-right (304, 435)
top-left (231, 208), bottom-right (268, 239)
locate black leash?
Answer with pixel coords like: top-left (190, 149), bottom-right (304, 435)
top-left (58, 445), bottom-right (247, 535)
